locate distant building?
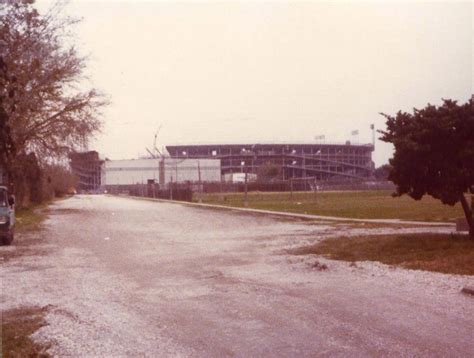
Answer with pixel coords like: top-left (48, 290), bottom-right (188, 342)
top-left (69, 151), bottom-right (104, 192)
top-left (166, 143), bottom-right (374, 181)
top-left (102, 158), bottom-right (221, 187)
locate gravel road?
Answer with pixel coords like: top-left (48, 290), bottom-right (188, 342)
top-left (1, 195), bottom-right (473, 357)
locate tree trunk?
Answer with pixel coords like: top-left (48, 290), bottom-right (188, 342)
top-left (459, 194), bottom-right (474, 238)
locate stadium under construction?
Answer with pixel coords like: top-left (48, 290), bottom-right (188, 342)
top-left (69, 142), bottom-right (375, 193)
top-left (166, 142), bottom-right (375, 181)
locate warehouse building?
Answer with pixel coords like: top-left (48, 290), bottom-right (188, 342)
top-left (102, 157), bottom-right (221, 187)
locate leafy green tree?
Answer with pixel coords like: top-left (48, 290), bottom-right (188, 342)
top-left (374, 164), bottom-right (392, 181)
top-left (380, 98), bottom-right (474, 237)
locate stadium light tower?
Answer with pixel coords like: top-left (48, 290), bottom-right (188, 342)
top-left (370, 124), bottom-right (375, 147)
top-left (315, 135), bottom-right (325, 144)
top-left (351, 130), bottom-right (359, 144)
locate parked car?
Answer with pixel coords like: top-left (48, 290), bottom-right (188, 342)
top-left (0, 186), bottom-right (15, 245)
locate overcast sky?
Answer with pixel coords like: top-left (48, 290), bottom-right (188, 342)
top-left (39, 0), bottom-right (472, 166)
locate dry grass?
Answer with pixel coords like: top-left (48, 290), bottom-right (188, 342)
top-left (1, 206), bottom-right (52, 357)
top-left (291, 233), bottom-right (474, 275)
top-left (15, 203), bottom-right (50, 233)
top-left (1, 307), bottom-right (50, 357)
top-left (0, 204), bottom-right (50, 262)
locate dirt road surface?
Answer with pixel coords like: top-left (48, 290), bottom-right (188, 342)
top-left (1, 195), bottom-right (473, 356)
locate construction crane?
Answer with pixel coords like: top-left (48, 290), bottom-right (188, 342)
top-left (145, 125), bottom-right (163, 158)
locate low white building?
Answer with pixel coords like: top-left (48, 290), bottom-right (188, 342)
top-left (162, 158), bottom-right (221, 184)
top-left (102, 157), bottom-right (221, 186)
top-left (223, 172), bottom-right (257, 183)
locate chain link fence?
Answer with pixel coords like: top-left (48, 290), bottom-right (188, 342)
top-left (105, 179), bottom-right (395, 203)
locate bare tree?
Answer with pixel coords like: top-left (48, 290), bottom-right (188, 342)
top-left (0, 1), bottom-right (107, 181)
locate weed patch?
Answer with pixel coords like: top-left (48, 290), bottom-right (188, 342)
top-left (291, 233), bottom-right (474, 275)
top-left (16, 203), bottom-right (50, 233)
top-left (0, 203), bottom-right (50, 261)
top-left (1, 306), bottom-right (50, 357)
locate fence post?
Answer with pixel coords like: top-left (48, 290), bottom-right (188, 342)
top-left (290, 178), bottom-right (293, 201)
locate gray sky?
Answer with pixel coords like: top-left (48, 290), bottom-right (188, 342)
top-left (41, 0), bottom-right (472, 166)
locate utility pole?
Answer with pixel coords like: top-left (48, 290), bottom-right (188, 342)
top-left (290, 178), bottom-right (293, 201)
top-left (314, 178), bottom-right (317, 203)
top-left (371, 124), bottom-right (375, 147)
top-left (220, 173), bottom-right (224, 202)
top-left (303, 153), bottom-right (306, 185)
top-left (175, 161), bottom-right (178, 183)
top-left (244, 167), bottom-right (248, 208)
top-left (198, 160), bottom-right (202, 203)
top-left (170, 175), bottom-right (173, 200)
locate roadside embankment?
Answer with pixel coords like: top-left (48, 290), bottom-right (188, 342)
top-left (1, 202), bottom-right (52, 356)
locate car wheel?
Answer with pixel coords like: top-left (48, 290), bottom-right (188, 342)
top-left (2, 231), bottom-right (13, 245)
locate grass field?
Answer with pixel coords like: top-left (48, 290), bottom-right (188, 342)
top-left (291, 233), bottom-right (474, 276)
top-left (197, 190), bottom-right (467, 222)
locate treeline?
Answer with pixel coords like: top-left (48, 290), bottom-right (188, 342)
top-left (9, 153), bottom-right (77, 207)
top-left (0, 1), bottom-right (105, 207)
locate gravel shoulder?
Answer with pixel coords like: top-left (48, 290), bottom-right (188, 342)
top-left (1, 195), bottom-right (472, 357)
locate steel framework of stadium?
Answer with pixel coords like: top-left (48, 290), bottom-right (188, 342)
top-left (166, 143), bottom-right (374, 181)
